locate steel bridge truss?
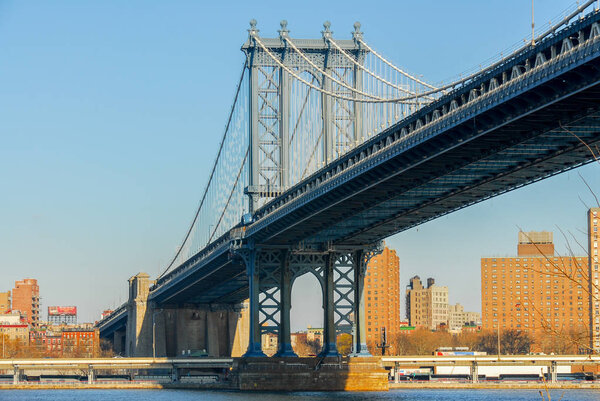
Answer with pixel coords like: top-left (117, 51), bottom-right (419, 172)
top-left (243, 21), bottom-right (367, 212)
top-left (234, 241), bottom-right (382, 357)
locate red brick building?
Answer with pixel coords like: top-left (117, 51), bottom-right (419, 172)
top-left (481, 231), bottom-right (589, 352)
top-left (11, 279), bottom-right (40, 327)
top-left (588, 208), bottom-right (600, 352)
top-left (47, 334), bottom-right (63, 353)
top-left (61, 329), bottom-right (98, 356)
top-left (365, 246), bottom-right (401, 347)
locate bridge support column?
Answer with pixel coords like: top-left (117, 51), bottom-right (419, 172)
top-left (470, 361), bottom-right (478, 384)
top-left (13, 366), bottom-right (19, 385)
top-left (88, 365), bottom-right (95, 385)
top-left (150, 304), bottom-right (242, 358)
top-left (394, 362), bottom-right (399, 383)
top-left (550, 361), bottom-right (558, 383)
top-left (206, 311), bottom-right (220, 357)
top-left (152, 308), bottom-right (167, 357)
top-left (171, 365), bottom-right (179, 383)
top-left (351, 250), bottom-right (370, 356)
top-left (243, 247), bottom-right (266, 357)
top-left (319, 252), bottom-right (338, 357)
top-left (113, 329), bottom-right (126, 356)
top-left (206, 309), bottom-right (233, 357)
top-left (275, 251), bottom-right (296, 357)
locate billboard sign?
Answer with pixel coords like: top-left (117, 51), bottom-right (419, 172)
top-left (48, 306), bottom-right (77, 316)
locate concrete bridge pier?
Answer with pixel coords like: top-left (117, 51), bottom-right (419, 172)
top-left (154, 306), bottom-right (245, 358)
top-left (550, 361), bottom-right (558, 383)
top-left (163, 306), bottom-right (243, 357)
top-left (125, 273), bottom-right (153, 357)
top-left (88, 365), bottom-right (95, 385)
top-left (113, 329), bottom-right (126, 355)
top-left (13, 366), bottom-right (19, 385)
top-left (124, 273), bottom-right (245, 357)
top-left (232, 356), bottom-right (389, 391)
top-left (470, 361), bottom-right (478, 384)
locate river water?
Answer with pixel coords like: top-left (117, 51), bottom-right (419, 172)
top-left (0, 389), bottom-right (599, 401)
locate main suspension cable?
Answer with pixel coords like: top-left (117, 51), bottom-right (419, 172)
top-left (357, 39), bottom-right (439, 91)
top-left (282, 36), bottom-right (383, 100)
top-left (327, 37), bottom-right (436, 99)
top-left (252, 34), bottom-right (425, 104)
top-left (158, 64), bottom-right (247, 279)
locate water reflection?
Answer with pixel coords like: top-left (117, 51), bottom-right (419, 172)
top-left (1, 389), bottom-right (599, 401)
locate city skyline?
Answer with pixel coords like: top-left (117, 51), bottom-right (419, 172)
top-left (1, 0), bottom-right (599, 326)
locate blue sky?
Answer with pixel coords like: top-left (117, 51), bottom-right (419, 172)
top-left (1, 0), bottom-right (598, 329)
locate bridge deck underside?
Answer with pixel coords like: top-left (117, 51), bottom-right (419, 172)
top-left (163, 259), bottom-right (248, 304)
top-left (153, 90), bottom-right (600, 306)
top-left (250, 61), bottom-right (600, 247)
top-left (149, 246), bottom-right (249, 304)
top-left (98, 311), bottom-right (127, 338)
top-left (310, 115), bottom-right (600, 245)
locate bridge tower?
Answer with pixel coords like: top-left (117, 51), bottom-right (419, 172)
top-left (236, 21), bottom-right (378, 358)
top-left (243, 20), bottom-right (367, 213)
top-left (125, 272), bottom-right (153, 357)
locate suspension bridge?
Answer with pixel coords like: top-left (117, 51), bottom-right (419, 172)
top-left (98, 1), bottom-right (600, 362)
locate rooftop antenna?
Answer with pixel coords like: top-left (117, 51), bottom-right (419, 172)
top-left (531, 0), bottom-right (536, 46)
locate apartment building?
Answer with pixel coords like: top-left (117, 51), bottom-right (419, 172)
top-left (12, 279), bottom-right (40, 327)
top-left (481, 231), bottom-right (589, 351)
top-left (588, 208), bottom-right (600, 352)
top-left (448, 303), bottom-right (481, 332)
top-left (405, 276), bottom-right (448, 330)
top-left (0, 291), bottom-right (10, 314)
top-left (365, 246), bottom-right (401, 343)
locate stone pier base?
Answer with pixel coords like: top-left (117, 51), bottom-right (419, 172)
top-left (232, 356), bottom-right (388, 391)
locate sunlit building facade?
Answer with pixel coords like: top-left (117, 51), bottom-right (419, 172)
top-left (588, 208), bottom-right (600, 352)
top-left (0, 291), bottom-right (10, 314)
top-left (481, 231), bottom-right (589, 352)
top-left (365, 246), bottom-right (401, 344)
top-left (12, 279), bottom-right (40, 327)
top-left (405, 276), bottom-right (449, 330)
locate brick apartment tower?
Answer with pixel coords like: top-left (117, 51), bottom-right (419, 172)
top-left (364, 246), bottom-right (401, 346)
top-left (588, 208), bottom-right (600, 352)
top-left (481, 231), bottom-right (589, 352)
top-left (0, 291), bottom-right (10, 314)
top-left (12, 279), bottom-right (40, 327)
